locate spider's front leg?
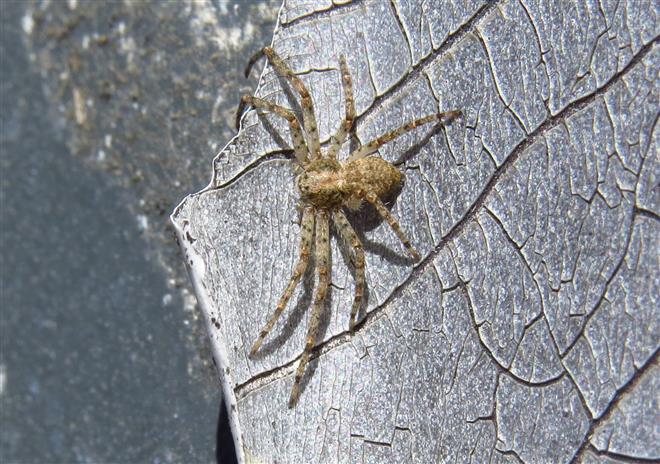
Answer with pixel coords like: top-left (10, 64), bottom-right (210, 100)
top-left (247, 46), bottom-right (322, 159)
top-left (289, 209), bottom-right (330, 408)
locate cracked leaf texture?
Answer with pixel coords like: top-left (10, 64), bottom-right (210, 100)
top-left (171, 0), bottom-right (659, 462)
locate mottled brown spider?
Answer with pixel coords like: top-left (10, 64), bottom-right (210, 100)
top-left (237, 47), bottom-right (460, 407)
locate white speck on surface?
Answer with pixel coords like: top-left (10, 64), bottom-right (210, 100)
top-left (186, 0), bottom-right (255, 52)
top-left (186, 0), bottom-right (222, 48)
top-left (0, 364), bottom-right (6, 396)
top-left (211, 93), bottom-right (225, 124)
top-left (120, 35), bottom-right (136, 55)
top-left (104, 134), bottom-right (112, 148)
top-left (97, 149), bottom-right (106, 161)
top-left (67, 0), bottom-right (77, 10)
top-left (82, 35), bottom-right (90, 49)
top-left (207, 139), bottom-right (219, 151)
top-left (136, 214), bottom-right (148, 231)
top-left (21, 12), bottom-right (34, 35)
top-left (162, 293), bottom-right (173, 306)
top-left (182, 288), bottom-right (198, 313)
top-left (244, 21), bottom-right (255, 40)
top-left (73, 88), bottom-right (87, 125)
top-left (210, 27), bottom-right (242, 50)
top-left (118, 28), bottom-right (137, 72)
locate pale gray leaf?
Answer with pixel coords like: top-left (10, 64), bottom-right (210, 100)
top-left (171, 0), bottom-right (660, 462)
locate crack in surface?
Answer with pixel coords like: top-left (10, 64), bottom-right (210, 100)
top-left (569, 347), bottom-right (659, 463)
top-left (211, 0), bottom-right (501, 190)
top-left (353, 1), bottom-right (498, 123)
top-left (234, 35), bottom-right (658, 399)
top-left (582, 444), bottom-right (660, 463)
top-left (558, 202), bottom-right (638, 358)
top-left (279, 0), bottom-right (367, 30)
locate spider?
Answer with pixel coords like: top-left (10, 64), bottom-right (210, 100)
top-left (236, 47), bottom-right (460, 407)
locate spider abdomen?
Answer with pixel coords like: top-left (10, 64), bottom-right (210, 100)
top-left (345, 157), bottom-right (403, 200)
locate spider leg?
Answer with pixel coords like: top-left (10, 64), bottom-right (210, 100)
top-left (249, 47), bottom-right (321, 159)
top-left (289, 209), bottom-right (330, 408)
top-left (332, 210), bottom-right (365, 330)
top-left (357, 188), bottom-right (421, 261)
top-left (327, 55), bottom-right (356, 160)
top-left (243, 47), bottom-right (266, 78)
top-left (347, 110), bottom-right (461, 162)
top-left (249, 207), bottom-right (315, 357)
top-left (236, 95), bottom-right (309, 164)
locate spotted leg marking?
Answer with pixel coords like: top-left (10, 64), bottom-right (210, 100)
top-left (289, 209), bottom-right (330, 408)
top-left (332, 210), bottom-right (365, 330)
top-left (254, 47), bottom-right (321, 159)
top-left (249, 208), bottom-right (315, 357)
top-left (348, 110), bottom-right (461, 162)
top-left (327, 55), bottom-right (356, 160)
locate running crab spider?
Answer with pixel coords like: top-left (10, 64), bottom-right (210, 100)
top-left (236, 47), bottom-right (460, 407)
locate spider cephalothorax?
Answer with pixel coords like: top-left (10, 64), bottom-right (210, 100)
top-left (236, 47), bottom-right (460, 407)
top-left (297, 158), bottom-right (347, 208)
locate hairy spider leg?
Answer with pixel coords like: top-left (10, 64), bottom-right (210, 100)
top-left (347, 110), bottom-right (462, 162)
top-left (252, 47), bottom-right (322, 159)
top-left (327, 55), bottom-right (356, 160)
top-left (332, 210), bottom-right (365, 330)
top-left (249, 208), bottom-right (315, 357)
top-left (356, 188), bottom-right (421, 261)
top-left (236, 95), bottom-right (309, 164)
top-left (243, 47), bottom-right (266, 78)
top-left (289, 210), bottom-right (330, 408)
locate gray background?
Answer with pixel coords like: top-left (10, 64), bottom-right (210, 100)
top-left (1, 1), bottom-right (280, 463)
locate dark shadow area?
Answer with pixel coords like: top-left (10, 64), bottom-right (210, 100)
top-left (392, 122), bottom-right (453, 166)
top-left (293, 276), bottom-right (333, 404)
top-left (332, 222), bottom-right (372, 327)
top-left (343, 182), bottom-right (418, 266)
top-left (359, 233), bottom-right (415, 266)
top-left (216, 399), bottom-right (238, 464)
top-left (252, 227), bottom-right (334, 404)
top-left (250, 267), bottom-right (316, 358)
top-left (255, 111), bottom-right (293, 154)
